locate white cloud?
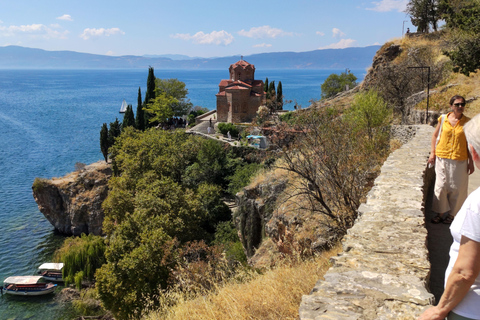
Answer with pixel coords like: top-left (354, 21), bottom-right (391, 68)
top-left (0, 23), bottom-right (68, 39)
top-left (105, 50), bottom-right (115, 56)
top-left (171, 30), bottom-right (234, 45)
top-left (318, 39), bottom-right (358, 49)
top-left (57, 14), bottom-right (73, 21)
top-left (80, 28), bottom-right (125, 40)
top-left (332, 28), bottom-right (346, 38)
top-left (238, 25), bottom-right (292, 39)
top-left (367, 0), bottom-right (408, 12)
top-left (316, 31), bottom-right (325, 36)
top-left (253, 43), bottom-right (272, 48)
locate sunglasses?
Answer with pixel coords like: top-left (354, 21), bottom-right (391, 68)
top-left (454, 103), bottom-right (466, 107)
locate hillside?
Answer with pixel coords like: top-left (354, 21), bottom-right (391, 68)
top-left (0, 45), bottom-right (380, 70)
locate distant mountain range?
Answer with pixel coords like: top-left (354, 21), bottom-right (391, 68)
top-left (0, 45), bottom-right (381, 70)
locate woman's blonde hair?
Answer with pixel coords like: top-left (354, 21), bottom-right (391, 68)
top-left (464, 113), bottom-right (480, 154)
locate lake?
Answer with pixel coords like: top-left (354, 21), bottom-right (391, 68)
top-left (0, 68), bottom-right (365, 319)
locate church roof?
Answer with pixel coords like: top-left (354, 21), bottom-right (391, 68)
top-left (230, 59), bottom-right (254, 69)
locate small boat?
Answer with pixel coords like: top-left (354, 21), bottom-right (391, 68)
top-left (3, 276), bottom-right (57, 296)
top-left (119, 99), bottom-right (128, 113)
top-left (38, 263), bottom-right (64, 282)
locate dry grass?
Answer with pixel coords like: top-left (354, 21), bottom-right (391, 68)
top-left (415, 71), bottom-right (480, 116)
top-left (143, 244), bottom-right (342, 320)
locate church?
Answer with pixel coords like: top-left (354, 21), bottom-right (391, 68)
top-left (216, 59), bottom-right (265, 123)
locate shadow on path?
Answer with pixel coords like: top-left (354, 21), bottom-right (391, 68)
top-left (426, 168), bottom-right (480, 303)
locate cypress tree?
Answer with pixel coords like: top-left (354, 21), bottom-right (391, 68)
top-left (264, 77), bottom-right (269, 93)
top-left (108, 118), bottom-right (122, 148)
top-left (276, 81), bottom-right (283, 110)
top-left (100, 123), bottom-right (109, 163)
top-left (145, 67), bottom-right (156, 105)
top-left (122, 105), bottom-right (135, 129)
top-left (144, 67), bottom-right (156, 129)
top-left (135, 87), bottom-right (145, 131)
top-left (268, 81), bottom-right (275, 101)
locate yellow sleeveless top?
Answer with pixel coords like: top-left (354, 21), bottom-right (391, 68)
top-left (436, 112), bottom-right (470, 160)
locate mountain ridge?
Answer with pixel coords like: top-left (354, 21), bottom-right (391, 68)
top-left (0, 45), bottom-right (380, 70)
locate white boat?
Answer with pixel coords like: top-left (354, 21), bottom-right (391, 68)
top-left (3, 276), bottom-right (57, 296)
top-left (119, 99), bottom-right (128, 113)
top-left (38, 263), bottom-right (64, 282)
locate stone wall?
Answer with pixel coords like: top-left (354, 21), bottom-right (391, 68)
top-left (299, 125), bottom-right (436, 319)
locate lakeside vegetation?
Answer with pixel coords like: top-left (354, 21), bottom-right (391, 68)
top-left (48, 1), bottom-right (480, 319)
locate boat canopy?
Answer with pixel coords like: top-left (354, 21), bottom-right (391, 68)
top-left (4, 276), bottom-right (45, 284)
top-left (38, 263), bottom-right (64, 271)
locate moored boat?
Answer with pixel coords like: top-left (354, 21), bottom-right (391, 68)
top-left (3, 276), bottom-right (57, 296)
top-left (38, 263), bottom-right (64, 282)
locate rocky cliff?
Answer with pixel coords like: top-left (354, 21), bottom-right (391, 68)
top-left (32, 161), bottom-right (111, 236)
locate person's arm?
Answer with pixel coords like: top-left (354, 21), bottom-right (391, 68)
top-left (467, 146), bottom-right (475, 175)
top-left (428, 122), bottom-right (441, 166)
top-left (418, 236), bottom-right (480, 320)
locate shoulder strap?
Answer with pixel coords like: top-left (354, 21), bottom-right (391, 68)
top-left (436, 114), bottom-right (446, 146)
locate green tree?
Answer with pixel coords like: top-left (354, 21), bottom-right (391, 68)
top-left (406, 0), bottom-right (441, 33)
top-left (440, 0), bottom-right (480, 75)
top-left (145, 67), bottom-right (156, 105)
top-left (108, 118), bottom-right (122, 148)
top-left (155, 78), bottom-right (193, 116)
top-left (54, 234), bottom-right (106, 288)
top-left (320, 71), bottom-right (357, 99)
top-left (143, 93), bottom-right (176, 124)
top-left (264, 77), bottom-right (269, 93)
top-left (135, 87), bottom-right (145, 131)
top-left (122, 104), bottom-right (135, 129)
top-left (276, 81), bottom-right (283, 110)
top-left (344, 90), bottom-right (392, 148)
top-left (100, 123), bottom-right (109, 163)
top-left (268, 81), bottom-right (275, 100)
top-left (144, 67), bottom-right (156, 129)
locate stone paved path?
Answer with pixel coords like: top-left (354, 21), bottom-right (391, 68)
top-left (427, 167), bottom-right (480, 303)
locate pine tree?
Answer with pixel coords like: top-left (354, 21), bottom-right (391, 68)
top-left (122, 105), bottom-right (135, 129)
top-left (100, 123), bottom-right (109, 163)
top-left (135, 87), bottom-right (145, 131)
top-left (276, 81), bottom-right (283, 110)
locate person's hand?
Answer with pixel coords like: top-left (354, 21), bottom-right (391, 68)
top-left (418, 306), bottom-right (448, 320)
top-left (428, 154), bottom-right (436, 167)
top-left (468, 160), bottom-right (475, 175)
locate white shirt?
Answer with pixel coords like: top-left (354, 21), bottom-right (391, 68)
top-left (446, 187), bottom-right (480, 319)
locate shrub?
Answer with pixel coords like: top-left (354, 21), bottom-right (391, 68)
top-left (217, 123), bottom-right (239, 137)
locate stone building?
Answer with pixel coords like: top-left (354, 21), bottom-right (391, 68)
top-left (216, 59), bottom-right (265, 123)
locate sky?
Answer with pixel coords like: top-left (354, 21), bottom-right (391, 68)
top-left (0, 0), bottom-right (414, 58)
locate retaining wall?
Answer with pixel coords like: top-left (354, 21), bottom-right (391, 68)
top-left (299, 124), bottom-right (436, 319)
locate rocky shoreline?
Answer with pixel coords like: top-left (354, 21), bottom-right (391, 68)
top-left (32, 161), bottom-right (111, 236)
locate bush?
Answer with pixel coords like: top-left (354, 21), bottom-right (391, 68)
top-left (217, 123), bottom-right (239, 137)
top-left (227, 162), bottom-right (262, 195)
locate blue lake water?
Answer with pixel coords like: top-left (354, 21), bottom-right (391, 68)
top-left (0, 68), bottom-right (365, 319)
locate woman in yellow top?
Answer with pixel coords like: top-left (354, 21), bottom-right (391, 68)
top-left (428, 95), bottom-right (475, 224)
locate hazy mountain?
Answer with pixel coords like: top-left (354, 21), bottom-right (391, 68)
top-left (143, 54), bottom-right (199, 60)
top-left (0, 45), bottom-right (381, 70)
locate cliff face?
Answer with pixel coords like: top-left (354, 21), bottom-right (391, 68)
top-left (32, 161), bottom-right (111, 236)
top-left (234, 170), bottom-right (339, 267)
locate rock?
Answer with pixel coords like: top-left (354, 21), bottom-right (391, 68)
top-left (32, 161), bottom-right (111, 236)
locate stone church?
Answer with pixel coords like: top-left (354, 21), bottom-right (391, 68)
top-left (216, 59), bottom-right (265, 123)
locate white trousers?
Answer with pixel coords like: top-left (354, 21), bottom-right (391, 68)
top-left (432, 157), bottom-right (469, 216)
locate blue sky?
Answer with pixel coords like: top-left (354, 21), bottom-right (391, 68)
top-left (0, 0), bottom-right (413, 58)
